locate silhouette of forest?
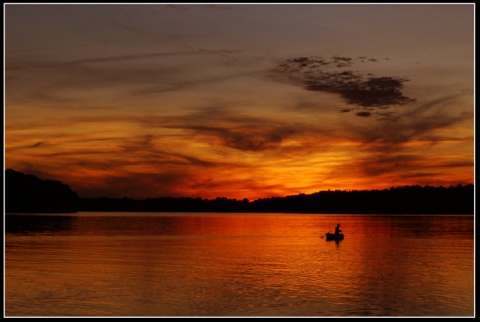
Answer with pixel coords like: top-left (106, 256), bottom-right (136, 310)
top-left (4, 169), bottom-right (474, 214)
top-left (5, 169), bottom-right (78, 213)
top-left (79, 185), bottom-right (474, 214)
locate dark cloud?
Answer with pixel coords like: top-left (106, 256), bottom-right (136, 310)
top-left (274, 56), bottom-right (415, 118)
top-left (185, 124), bottom-right (298, 152)
top-left (355, 111), bottom-right (371, 117)
top-left (153, 108), bottom-right (304, 152)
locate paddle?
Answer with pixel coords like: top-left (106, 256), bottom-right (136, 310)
top-left (320, 230), bottom-right (331, 238)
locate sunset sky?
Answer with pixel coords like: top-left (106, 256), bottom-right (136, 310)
top-left (4, 3), bottom-right (474, 200)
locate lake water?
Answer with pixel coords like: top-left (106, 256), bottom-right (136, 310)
top-left (4, 212), bottom-right (475, 317)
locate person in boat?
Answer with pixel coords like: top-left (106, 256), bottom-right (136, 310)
top-left (335, 224), bottom-right (342, 236)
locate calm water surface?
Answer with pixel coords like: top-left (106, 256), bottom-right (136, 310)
top-left (5, 213), bottom-right (474, 317)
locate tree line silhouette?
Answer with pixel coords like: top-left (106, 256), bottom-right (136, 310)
top-left (5, 169), bottom-right (474, 214)
top-left (79, 185), bottom-right (473, 214)
top-left (5, 169), bottom-right (79, 213)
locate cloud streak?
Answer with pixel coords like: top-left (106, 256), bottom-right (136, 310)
top-left (335, 91), bottom-right (473, 186)
top-left (5, 46), bottom-right (249, 105)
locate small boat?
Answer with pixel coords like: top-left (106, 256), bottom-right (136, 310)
top-left (325, 233), bottom-right (344, 241)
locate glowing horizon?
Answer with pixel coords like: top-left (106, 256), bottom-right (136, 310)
top-left (5, 4), bottom-right (474, 200)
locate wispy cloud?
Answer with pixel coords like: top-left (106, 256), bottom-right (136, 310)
top-left (6, 46), bottom-right (247, 105)
top-left (65, 48), bottom-right (242, 65)
top-left (336, 91), bottom-right (473, 184)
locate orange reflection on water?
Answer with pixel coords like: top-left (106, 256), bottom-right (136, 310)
top-left (5, 214), bottom-right (474, 316)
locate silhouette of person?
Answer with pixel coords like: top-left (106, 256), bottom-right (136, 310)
top-left (335, 224), bottom-right (342, 236)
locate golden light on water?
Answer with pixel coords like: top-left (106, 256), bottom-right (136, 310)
top-left (5, 214), bottom-right (474, 316)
